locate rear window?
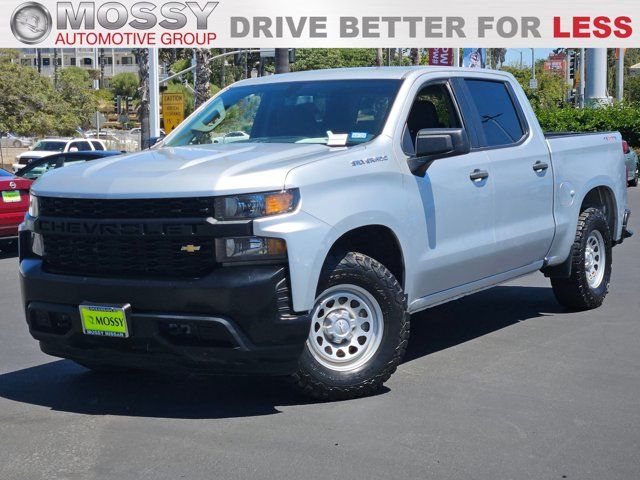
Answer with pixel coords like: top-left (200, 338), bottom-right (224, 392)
top-left (464, 80), bottom-right (526, 147)
top-left (91, 141), bottom-right (105, 151)
top-left (33, 141), bottom-right (66, 152)
top-left (0, 169), bottom-right (13, 177)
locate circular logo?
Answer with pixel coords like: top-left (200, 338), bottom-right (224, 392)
top-left (11, 2), bottom-right (52, 45)
top-left (9, 181), bottom-right (17, 190)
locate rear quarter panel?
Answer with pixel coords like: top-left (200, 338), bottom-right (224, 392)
top-left (545, 133), bottom-right (628, 266)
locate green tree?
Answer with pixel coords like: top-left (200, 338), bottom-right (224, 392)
top-left (292, 49), bottom-right (378, 71)
top-left (110, 72), bottom-right (139, 99)
top-left (501, 66), bottom-right (566, 110)
top-left (57, 67), bottom-right (100, 130)
top-left (0, 63), bottom-right (79, 136)
top-left (0, 49), bottom-right (20, 64)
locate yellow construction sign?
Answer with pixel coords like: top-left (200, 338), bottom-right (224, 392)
top-left (162, 93), bottom-right (185, 134)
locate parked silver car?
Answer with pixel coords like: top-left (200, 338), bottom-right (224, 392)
top-left (0, 133), bottom-right (33, 149)
top-left (623, 140), bottom-right (638, 187)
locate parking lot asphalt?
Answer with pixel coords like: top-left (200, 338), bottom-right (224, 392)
top-left (0, 189), bottom-right (638, 480)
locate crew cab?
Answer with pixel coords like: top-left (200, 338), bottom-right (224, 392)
top-left (13, 138), bottom-right (107, 173)
top-left (19, 68), bottom-right (632, 400)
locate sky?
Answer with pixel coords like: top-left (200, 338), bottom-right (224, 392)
top-left (504, 48), bottom-right (554, 66)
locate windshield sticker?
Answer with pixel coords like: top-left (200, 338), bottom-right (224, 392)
top-left (350, 132), bottom-right (369, 140)
top-left (327, 131), bottom-right (349, 147)
top-left (351, 155), bottom-right (389, 167)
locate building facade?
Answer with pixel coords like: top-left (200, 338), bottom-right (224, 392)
top-left (18, 48), bottom-right (139, 85)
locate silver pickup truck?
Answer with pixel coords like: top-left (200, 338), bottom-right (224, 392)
top-left (19, 67), bottom-right (632, 400)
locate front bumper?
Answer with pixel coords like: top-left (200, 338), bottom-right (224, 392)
top-left (20, 257), bottom-right (311, 375)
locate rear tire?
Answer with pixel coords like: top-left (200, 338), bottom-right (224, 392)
top-left (293, 252), bottom-right (409, 400)
top-left (629, 176), bottom-right (638, 187)
top-left (551, 208), bottom-right (612, 310)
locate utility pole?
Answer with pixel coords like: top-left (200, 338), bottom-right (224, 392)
top-left (93, 48), bottom-right (100, 135)
top-left (275, 49), bottom-right (290, 74)
top-left (148, 48), bottom-right (161, 139)
top-left (579, 48), bottom-right (586, 108)
top-left (616, 48), bottom-right (625, 103)
top-left (530, 48), bottom-right (537, 89)
top-left (220, 48), bottom-right (226, 87)
top-left (585, 48), bottom-right (609, 107)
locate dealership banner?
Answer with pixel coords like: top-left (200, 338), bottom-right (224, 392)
top-left (428, 48), bottom-right (454, 66)
top-left (1, 0), bottom-right (640, 48)
top-left (463, 48), bottom-right (486, 68)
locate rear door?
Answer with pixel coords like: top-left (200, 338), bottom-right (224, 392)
top-left (461, 78), bottom-right (554, 272)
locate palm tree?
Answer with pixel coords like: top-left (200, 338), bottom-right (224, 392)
top-left (134, 48), bottom-right (150, 148)
top-left (410, 48), bottom-right (421, 66)
top-left (194, 48), bottom-right (212, 108)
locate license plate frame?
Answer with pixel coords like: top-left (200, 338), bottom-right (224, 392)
top-left (1, 191), bottom-right (21, 203)
top-left (79, 303), bottom-right (131, 339)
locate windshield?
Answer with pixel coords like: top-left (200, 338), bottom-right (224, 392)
top-left (33, 141), bottom-right (66, 152)
top-left (165, 80), bottom-right (401, 147)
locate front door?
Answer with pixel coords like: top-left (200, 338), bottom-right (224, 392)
top-left (402, 81), bottom-right (499, 297)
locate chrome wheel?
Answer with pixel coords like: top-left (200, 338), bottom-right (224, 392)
top-left (585, 230), bottom-right (605, 289)
top-left (307, 284), bottom-right (384, 372)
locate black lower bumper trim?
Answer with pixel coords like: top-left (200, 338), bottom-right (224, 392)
top-left (21, 259), bottom-right (311, 375)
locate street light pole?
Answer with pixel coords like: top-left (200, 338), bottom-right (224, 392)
top-left (585, 48), bottom-right (609, 107)
top-left (148, 48), bottom-right (161, 139)
top-left (616, 48), bottom-right (625, 103)
top-left (579, 48), bottom-right (586, 108)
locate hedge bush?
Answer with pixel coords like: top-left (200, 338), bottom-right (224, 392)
top-left (536, 104), bottom-right (640, 147)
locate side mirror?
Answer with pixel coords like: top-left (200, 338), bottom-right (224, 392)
top-left (408, 128), bottom-right (471, 176)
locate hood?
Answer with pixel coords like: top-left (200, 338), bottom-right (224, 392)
top-left (18, 151), bottom-right (52, 160)
top-left (32, 143), bottom-right (352, 199)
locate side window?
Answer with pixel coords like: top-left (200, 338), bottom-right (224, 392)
top-left (403, 84), bottom-right (461, 155)
top-left (91, 141), bottom-right (105, 151)
top-left (71, 141), bottom-right (92, 151)
top-left (464, 80), bottom-right (526, 147)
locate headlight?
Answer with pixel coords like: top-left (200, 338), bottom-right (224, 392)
top-left (28, 194), bottom-right (39, 217)
top-left (214, 189), bottom-right (299, 220)
top-left (215, 237), bottom-right (287, 264)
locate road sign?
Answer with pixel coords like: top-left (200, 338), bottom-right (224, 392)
top-left (162, 92), bottom-right (185, 134)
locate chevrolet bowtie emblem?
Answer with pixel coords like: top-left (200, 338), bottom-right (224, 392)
top-left (181, 245), bottom-right (202, 253)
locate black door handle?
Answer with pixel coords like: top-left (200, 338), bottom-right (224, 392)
top-left (533, 161), bottom-right (549, 172)
top-left (470, 169), bottom-right (489, 181)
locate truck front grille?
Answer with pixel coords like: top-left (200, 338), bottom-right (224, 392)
top-left (42, 234), bottom-right (215, 278)
top-left (39, 196), bottom-right (217, 219)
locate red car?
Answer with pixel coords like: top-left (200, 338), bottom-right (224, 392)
top-left (0, 169), bottom-right (32, 243)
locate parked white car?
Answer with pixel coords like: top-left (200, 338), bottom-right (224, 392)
top-left (12, 138), bottom-right (107, 173)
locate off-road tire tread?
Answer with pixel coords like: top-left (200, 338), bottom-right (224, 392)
top-left (292, 252), bottom-right (409, 401)
top-left (551, 208), bottom-right (612, 310)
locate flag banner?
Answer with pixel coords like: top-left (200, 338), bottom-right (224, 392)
top-left (463, 48), bottom-right (486, 68)
top-left (428, 48), bottom-right (455, 66)
top-left (1, 0), bottom-right (639, 48)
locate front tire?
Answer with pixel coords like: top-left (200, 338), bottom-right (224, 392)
top-left (551, 208), bottom-right (612, 310)
top-left (293, 252), bottom-right (409, 400)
